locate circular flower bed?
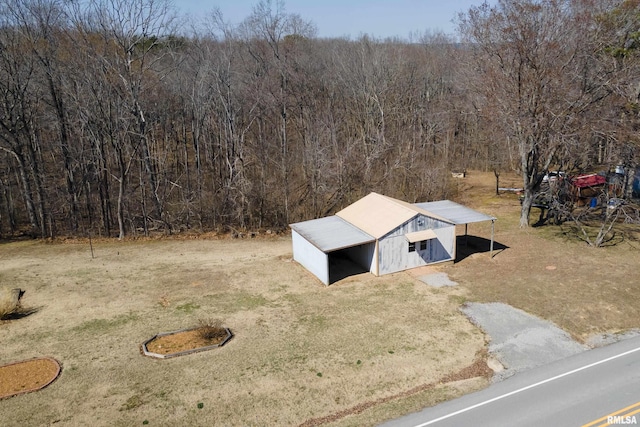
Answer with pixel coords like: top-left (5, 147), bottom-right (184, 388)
top-left (0, 357), bottom-right (61, 399)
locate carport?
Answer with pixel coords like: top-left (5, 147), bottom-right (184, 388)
top-left (414, 200), bottom-right (497, 258)
top-left (290, 216), bottom-right (375, 285)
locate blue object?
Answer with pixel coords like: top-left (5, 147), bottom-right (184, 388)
top-left (590, 197), bottom-right (597, 208)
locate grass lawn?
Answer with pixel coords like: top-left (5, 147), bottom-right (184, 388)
top-left (0, 235), bottom-right (485, 426)
top-left (1, 170), bottom-right (638, 426)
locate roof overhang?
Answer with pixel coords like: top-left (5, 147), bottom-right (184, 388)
top-left (405, 229), bottom-right (437, 243)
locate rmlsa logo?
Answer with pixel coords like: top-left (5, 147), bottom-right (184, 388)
top-left (608, 415), bottom-right (638, 425)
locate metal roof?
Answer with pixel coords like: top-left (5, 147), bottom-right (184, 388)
top-left (414, 200), bottom-right (496, 225)
top-left (290, 215), bottom-right (375, 252)
top-left (336, 192), bottom-right (452, 239)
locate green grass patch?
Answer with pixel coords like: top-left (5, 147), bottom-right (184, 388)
top-left (234, 292), bottom-right (269, 310)
top-left (175, 302), bottom-right (200, 313)
top-left (298, 314), bottom-right (328, 332)
top-left (203, 291), bottom-right (269, 311)
top-left (73, 312), bottom-right (139, 334)
top-left (62, 267), bottom-right (102, 285)
top-left (120, 395), bottom-right (144, 411)
top-left (448, 294), bottom-right (469, 306)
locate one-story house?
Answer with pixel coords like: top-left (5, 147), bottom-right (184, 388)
top-left (290, 192), bottom-right (495, 285)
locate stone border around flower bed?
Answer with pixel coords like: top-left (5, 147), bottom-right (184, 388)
top-left (0, 357), bottom-right (62, 400)
top-left (141, 327), bottom-right (233, 359)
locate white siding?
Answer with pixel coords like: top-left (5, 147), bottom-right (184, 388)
top-left (378, 215), bottom-right (454, 275)
top-left (292, 230), bottom-right (329, 285)
top-left (433, 226), bottom-right (455, 258)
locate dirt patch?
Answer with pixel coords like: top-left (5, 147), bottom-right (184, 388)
top-left (0, 358), bottom-right (61, 399)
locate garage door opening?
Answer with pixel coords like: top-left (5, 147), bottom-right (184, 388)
top-left (328, 244), bottom-right (374, 284)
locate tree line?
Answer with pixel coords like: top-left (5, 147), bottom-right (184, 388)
top-left (0, 0), bottom-right (637, 239)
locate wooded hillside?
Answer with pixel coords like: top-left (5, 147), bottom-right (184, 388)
top-left (0, 0), bottom-right (638, 238)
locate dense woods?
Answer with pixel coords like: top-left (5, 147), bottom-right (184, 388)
top-left (0, 0), bottom-right (638, 238)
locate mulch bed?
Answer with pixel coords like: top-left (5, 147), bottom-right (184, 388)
top-left (0, 357), bottom-right (61, 400)
top-left (145, 329), bottom-right (227, 355)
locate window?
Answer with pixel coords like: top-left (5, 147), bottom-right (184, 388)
top-left (408, 242), bottom-right (416, 252)
top-left (420, 240), bottom-right (427, 251)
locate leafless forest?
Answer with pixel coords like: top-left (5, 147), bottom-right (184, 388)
top-left (0, 0), bottom-right (638, 238)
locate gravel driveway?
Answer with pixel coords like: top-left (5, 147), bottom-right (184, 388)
top-left (461, 302), bottom-right (588, 382)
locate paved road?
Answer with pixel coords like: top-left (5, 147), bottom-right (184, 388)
top-left (381, 335), bottom-right (640, 427)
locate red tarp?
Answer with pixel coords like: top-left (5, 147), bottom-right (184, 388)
top-left (571, 174), bottom-right (606, 188)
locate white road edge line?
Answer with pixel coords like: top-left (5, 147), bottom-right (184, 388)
top-left (413, 345), bottom-right (640, 427)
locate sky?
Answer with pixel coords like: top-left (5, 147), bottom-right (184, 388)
top-left (173, 0), bottom-right (496, 39)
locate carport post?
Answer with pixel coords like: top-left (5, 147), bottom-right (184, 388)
top-left (490, 219), bottom-right (495, 258)
top-left (464, 223), bottom-right (468, 246)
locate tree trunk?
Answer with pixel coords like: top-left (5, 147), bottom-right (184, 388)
top-left (46, 72), bottom-right (79, 232)
top-left (7, 149), bottom-right (39, 231)
top-left (117, 174), bottom-right (125, 240)
top-left (136, 103), bottom-right (164, 231)
top-left (520, 187), bottom-right (534, 228)
top-left (115, 146), bottom-right (126, 240)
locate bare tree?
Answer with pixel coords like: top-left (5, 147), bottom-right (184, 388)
top-left (83, 0), bottom-right (178, 234)
top-left (11, 0), bottom-right (83, 233)
top-left (458, 0), bottom-right (614, 227)
top-left (239, 0), bottom-right (317, 225)
top-left (0, 0), bottom-right (565, 237)
top-left (0, 1), bottom-right (48, 236)
top-left (595, 0), bottom-right (640, 193)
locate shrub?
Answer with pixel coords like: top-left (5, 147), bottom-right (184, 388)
top-left (0, 287), bottom-right (23, 320)
top-left (196, 318), bottom-right (227, 341)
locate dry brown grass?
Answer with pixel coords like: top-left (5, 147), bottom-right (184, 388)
top-left (0, 287), bottom-right (26, 320)
top-left (0, 236), bottom-right (485, 426)
top-left (196, 318), bottom-right (227, 341)
top-left (1, 171), bottom-right (637, 426)
top-left (0, 287), bottom-right (18, 319)
top-left (441, 170), bottom-right (640, 342)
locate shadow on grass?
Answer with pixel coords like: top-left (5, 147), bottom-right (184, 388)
top-left (1, 306), bottom-right (41, 321)
top-left (455, 235), bottom-right (509, 263)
